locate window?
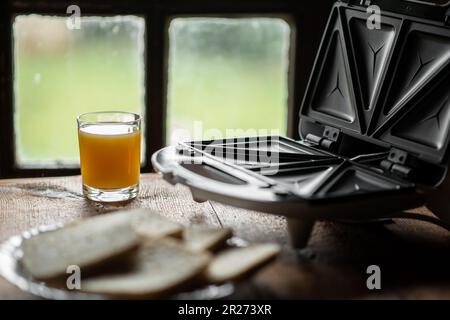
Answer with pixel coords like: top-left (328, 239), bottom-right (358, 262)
top-left (167, 17), bottom-right (291, 144)
top-left (13, 15), bottom-right (145, 167)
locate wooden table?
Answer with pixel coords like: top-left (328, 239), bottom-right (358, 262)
top-left (1, 174), bottom-right (450, 299)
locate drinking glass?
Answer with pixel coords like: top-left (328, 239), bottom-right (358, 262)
top-left (77, 111), bottom-right (141, 202)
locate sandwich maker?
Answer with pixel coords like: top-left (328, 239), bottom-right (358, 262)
top-left (152, 0), bottom-right (450, 248)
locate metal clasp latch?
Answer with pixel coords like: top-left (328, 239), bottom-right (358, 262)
top-left (380, 148), bottom-right (413, 179)
top-left (305, 126), bottom-right (340, 151)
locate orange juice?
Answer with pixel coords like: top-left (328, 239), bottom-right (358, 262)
top-left (78, 124), bottom-right (140, 189)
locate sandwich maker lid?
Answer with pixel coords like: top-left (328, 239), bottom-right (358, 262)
top-left (299, 0), bottom-right (450, 164)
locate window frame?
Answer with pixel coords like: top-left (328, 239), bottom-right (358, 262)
top-left (0, 0), bottom-right (335, 178)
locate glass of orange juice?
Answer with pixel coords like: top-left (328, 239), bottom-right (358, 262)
top-left (77, 111), bottom-right (141, 202)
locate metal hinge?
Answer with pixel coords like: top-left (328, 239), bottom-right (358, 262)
top-left (358, 0), bottom-right (372, 7)
top-left (445, 7), bottom-right (450, 26)
top-left (305, 126), bottom-right (340, 151)
top-left (342, 0), bottom-right (372, 7)
top-left (380, 148), bottom-right (413, 179)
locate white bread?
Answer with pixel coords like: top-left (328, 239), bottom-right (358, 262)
top-left (205, 243), bottom-right (280, 283)
top-left (183, 226), bottom-right (232, 252)
top-left (21, 209), bottom-right (182, 280)
top-left (81, 239), bottom-right (211, 298)
top-left (21, 213), bottom-right (139, 279)
top-left (127, 209), bottom-right (183, 239)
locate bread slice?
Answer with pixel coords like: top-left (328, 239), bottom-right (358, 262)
top-left (81, 239), bottom-right (211, 298)
top-left (21, 213), bottom-right (140, 280)
top-left (127, 209), bottom-right (183, 239)
top-left (205, 243), bottom-right (280, 283)
top-left (183, 227), bottom-right (232, 252)
top-left (21, 208), bottom-right (182, 280)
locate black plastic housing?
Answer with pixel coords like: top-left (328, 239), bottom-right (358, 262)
top-left (300, 0), bottom-right (450, 172)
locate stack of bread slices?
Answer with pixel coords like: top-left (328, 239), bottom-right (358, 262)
top-left (20, 209), bottom-right (280, 298)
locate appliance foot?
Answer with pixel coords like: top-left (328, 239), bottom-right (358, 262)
top-left (287, 218), bottom-right (315, 249)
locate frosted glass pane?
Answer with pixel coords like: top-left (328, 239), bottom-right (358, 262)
top-left (167, 18), bottom-right (291, 145)
top-left (13, 15), bottom-right (145, 167)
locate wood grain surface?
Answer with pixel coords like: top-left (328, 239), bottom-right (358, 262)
top-left (1, 174), bottom-right (450, 299)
